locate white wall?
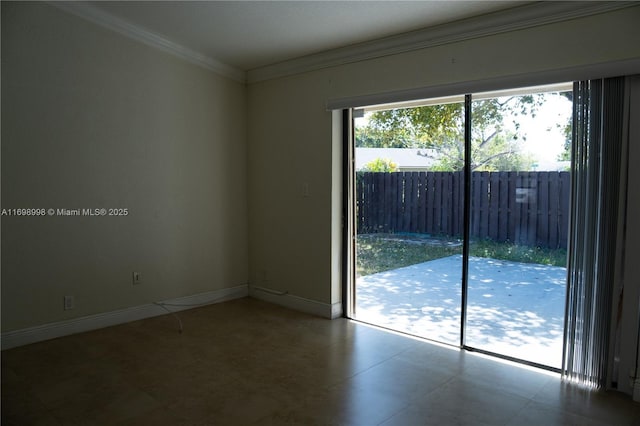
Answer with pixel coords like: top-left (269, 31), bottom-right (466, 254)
top-left (1, 2), bottom-right (248, 331)
top-left (246, 5), bottom-right (640, 387)
top-left (248, 5), bottom-right (640, 306)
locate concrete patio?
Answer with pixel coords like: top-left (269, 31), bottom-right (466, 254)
top-left (355, 255), bottom-right (567, 368)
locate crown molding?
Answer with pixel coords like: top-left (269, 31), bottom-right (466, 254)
top-left (47, 1), bottom-right (636, 85)
top-left (50, 1), bottom-right (246, 83)
top-left (247, 1), bottom-right (637, 84)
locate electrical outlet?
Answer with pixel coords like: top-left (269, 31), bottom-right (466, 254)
top-left (64, 295), bottom-right (74, 310)
top-left (132, 272), bottom-right (142, 285)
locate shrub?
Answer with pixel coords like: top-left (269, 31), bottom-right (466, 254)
top-left (361, 158), bottom-right (398, 172)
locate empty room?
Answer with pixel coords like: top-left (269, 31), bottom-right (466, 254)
top-left (2, 1), bottom-right (640, 424)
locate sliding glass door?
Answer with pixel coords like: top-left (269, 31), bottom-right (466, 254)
top-left (353, 98), bottom-right (465, 345)
top-left (350, 83), bottom-right (573, 369)
top-left (465, 89), bottom-right (573, 368)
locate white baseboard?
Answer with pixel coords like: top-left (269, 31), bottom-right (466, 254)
top-left (1, 285), bottom-right (248, 350)
top-left (331, 301), bottom-right (344, 319)
top-left (249, 286), bottom-right (342, 319)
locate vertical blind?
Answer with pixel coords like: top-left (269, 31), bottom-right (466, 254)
top-left (563, 77), bottom-right (626, 388)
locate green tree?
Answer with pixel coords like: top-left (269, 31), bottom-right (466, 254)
top-left (361, 158), bottom-right (398, 172)
top-left (356, 96), bottom-right (543, 171)
top-left (556, 91), bottom-right (573, 162)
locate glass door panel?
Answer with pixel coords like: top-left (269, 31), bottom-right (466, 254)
top-left (353, 100), bottom-right (465, 345)
top-left (465, 89), bottom-right (572, 367)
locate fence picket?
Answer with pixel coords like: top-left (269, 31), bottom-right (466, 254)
top-left (489, 172), bottom-right (500, 240)
top-left (538, 172), bottom-right (550, 247)
top-left (418, 172), bottom-right (427, 233)
top-left (471, 172), bottom-right (481, 238)
top-left (560, 172), bottom-right (570, 247)
top-left (426, 173), bottom-right (435, 234)
top-left (498, 172), bottom-right (509, 242)
top-left (410, 172), bottom-right (419, 232)
top-left (356, 171), bottom-right (569, 249)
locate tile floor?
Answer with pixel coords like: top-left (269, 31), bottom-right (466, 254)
top-left (2, 297), bottom-right (639, 425)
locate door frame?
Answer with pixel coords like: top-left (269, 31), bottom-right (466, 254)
top-left (343, 86), bottom-right (571, 373)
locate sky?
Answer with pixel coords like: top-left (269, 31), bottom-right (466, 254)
top-left (504, 92), bottom-right (573, 171)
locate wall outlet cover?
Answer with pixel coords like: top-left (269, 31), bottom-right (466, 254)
top-left (64, 295), bottom-right (74, 310)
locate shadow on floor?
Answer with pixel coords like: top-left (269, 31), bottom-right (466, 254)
top-left (355, 255), bottom-right (567, 367)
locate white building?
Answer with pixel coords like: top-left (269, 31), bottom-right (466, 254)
top-left (355, 148), bottom-right (438, 171)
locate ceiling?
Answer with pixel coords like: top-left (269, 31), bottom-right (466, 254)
top-left (84, 1), bottom-right (530, 72)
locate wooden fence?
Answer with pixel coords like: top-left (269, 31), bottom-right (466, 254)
top-left (356, 171), bottom-right (570, 249)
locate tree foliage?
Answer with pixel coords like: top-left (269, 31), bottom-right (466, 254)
top-left (361, 158), bottom-right (398, 172)
top-left (556, 91), bottom-right (573, 161)
top-left (356, 95), bottom-right (544, 171)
